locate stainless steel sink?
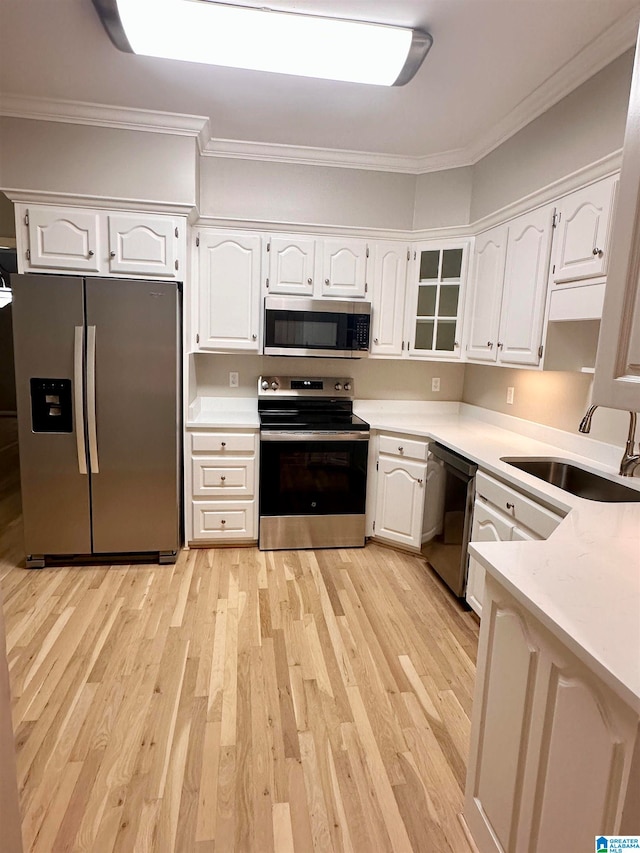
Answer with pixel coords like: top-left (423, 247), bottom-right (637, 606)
top-left (500, 457), bottom-right (640, 503)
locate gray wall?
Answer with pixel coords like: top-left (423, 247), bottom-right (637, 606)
top-left (199, 157), bottom-right (416, 230)
top-left (470, 49), bottom-right (634, 221)
top-left (413, 167), bottom-right (473, 230)
top-left (0, 194), bottom-right (15, 239)
top-left (194, 353), bottom-right (465, 401)
top-left (0, 118), bottom-right (197, 204)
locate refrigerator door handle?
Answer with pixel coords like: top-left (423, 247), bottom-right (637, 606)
top-left (74, 325), bottom-right (88, 475)
top-left (86, 325), bottom-right (100, 474)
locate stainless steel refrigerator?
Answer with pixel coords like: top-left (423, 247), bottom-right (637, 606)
top-left (11, 274), bottom-right (181, 567)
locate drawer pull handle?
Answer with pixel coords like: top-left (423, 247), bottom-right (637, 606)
top-left (506, 502), bottom-right (515, 510)
top-left (220, 475), bottom-right (226, 482)
top-left (398, 446), bottom-right (404, 453)
top-left (221, 441), bottom-right (226, 447)
top-left (221, 519), bottom-right (226, 525)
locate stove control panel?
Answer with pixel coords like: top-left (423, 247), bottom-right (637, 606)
top-left (258, 376), bottom-right (354, 397)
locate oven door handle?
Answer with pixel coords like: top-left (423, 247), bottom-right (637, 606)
top-left (260, 430), bottom-right (369, 442)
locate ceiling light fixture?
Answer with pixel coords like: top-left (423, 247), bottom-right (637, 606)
top-left (92, 0), bottom-right (433, 86)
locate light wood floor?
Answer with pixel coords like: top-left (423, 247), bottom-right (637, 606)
top-left (0, 439), bottom-right (479, 853)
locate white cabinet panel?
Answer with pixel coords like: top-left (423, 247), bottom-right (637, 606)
top-left (191, 457), bottom-right (255, 498)
top-left (267, 235), bottom-right (315, 296)
top-left (198, 231), bottom-right (261, 352)
top-left (25, 206), bottom-right (100, 272)
top-left (374, 455), bottom-right (427, 551)
top-left (107, 213), bottom-right (179, 277)
top-left (369, 241), bottom-right (408, 356)
top-left (466, 226), bottom-right (507, 362)
top-left (552, 176), bottom-right (618, 284)
top-left (192, 500), bottom-right (256, 540)
top-left (498, 205), bottom-right (554, 366)
top-left (466, 500), bottom-right (513, 616)
top-left (320, 238), bottom-right (368, 298)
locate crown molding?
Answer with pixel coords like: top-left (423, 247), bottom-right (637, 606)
top-left (0, 94), bottom-right (211, 147)
top-left (464, 7), bottom-right (640, 165)
top-left (2, 188), bottom-right (197, 216)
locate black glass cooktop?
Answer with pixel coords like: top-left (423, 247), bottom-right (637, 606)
top-left (258, 398), bottom-right (369, 431)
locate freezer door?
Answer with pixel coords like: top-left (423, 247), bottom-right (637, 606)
top-left (85, 278), bottom-right (180, 554)
top-left (11, 274), bottom-right (92, 556)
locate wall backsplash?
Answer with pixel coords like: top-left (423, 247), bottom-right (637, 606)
top-left (462, 364), bottom-right (632, 450)
top-left (194, 354), bottom-right (465, 401)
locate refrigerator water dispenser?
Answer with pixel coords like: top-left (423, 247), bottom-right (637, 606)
top-left (30, 378), bottom-right (73, 433)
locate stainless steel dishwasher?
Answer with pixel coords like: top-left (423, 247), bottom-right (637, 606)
top-left (423, 443), bottom-right (477, 598)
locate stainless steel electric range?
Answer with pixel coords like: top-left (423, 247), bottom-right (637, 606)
top-left (258, 376), bottom-right (370, 550)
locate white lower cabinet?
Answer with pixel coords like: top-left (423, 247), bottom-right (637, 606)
top-left (465, 575), bottom-right (640, 853)
top-left (372, 434), bottom-right (428, 551)
top-left (466, 472), bottom-right (564, 617)
top-left (189, 428), bottom-right (258, 543)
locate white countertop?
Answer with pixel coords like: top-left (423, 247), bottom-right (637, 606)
top-left (187, 395), bottom-right (640, 709)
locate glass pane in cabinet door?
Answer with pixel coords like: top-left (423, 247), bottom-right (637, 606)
top-left (435, 320), bottom-right (457, 351)
top-left (417, 284), bottom-right (437, 316)
top-left (419, 250), bottom-right (440, 280)
top-left (415, 320), bottom-right (435, 350)
top-left (441, 248), bottom-right (463, 280)
top-left (439, 285), bottom-right (460, 317)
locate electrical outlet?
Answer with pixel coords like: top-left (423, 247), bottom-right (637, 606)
top-left (432, 377), bottom-right (441, 392)
top-left (506, 386), bottom-right (515, 405)
top-left (229, 372), bottom-right (239, 388)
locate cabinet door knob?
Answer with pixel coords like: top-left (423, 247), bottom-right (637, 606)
top-left (506, 502), bottom-right (515, 510)
top-left (325, 278), bottom-right (330, 285)
top-left (307, 278), bottom-right (312, 284)
top-left (417, 478), bottom-right (423, 485)
top-left (487, 341), bottom-right (493, 349)
top-left (374, 338), bottom-right (379, 344)
top-left (252, 334), bottom-right (257, 340)
top-left (592, 247), bottom-right (603, 257)
top-left (88, 250), bottom-right (94, 257)
top-left (110, 251), bottom-right (116, 258)
top-left (398, 446), bottom-right (404, 453)
top-left (497, 342), bottom-right (504, 349)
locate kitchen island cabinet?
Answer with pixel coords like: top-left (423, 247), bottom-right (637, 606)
top-left (465, 565), bottom-right (640, 852)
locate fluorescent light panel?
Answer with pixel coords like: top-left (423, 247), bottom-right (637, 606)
top-left (94, 0), bottom-right (432, 86)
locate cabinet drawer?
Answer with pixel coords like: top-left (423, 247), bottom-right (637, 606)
top-left (476, 471), bottom-right (564, 539)
top-left (191, 500), bottom-right (256, 540)
top-left (378, 434), bottom-right (429, 461)
top-left (192, 457), bottom-right (255, 497)
top-left (190, 431), bottom-right (257, 454)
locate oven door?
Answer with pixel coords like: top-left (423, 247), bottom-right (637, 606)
top-left (259, 431), bottom-right (369, 549)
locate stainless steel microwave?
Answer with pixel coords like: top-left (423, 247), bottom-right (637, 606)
top-left (263, 296), bottom-right (371, 358)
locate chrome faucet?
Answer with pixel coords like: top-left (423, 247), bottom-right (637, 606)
top-left (578, 404), bottom-right (640, 476)
top-left (578, 404), bottom-right (598, 434)
top-left (619, 412), bottom-right (640, 477)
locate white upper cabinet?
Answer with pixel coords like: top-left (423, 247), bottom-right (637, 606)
top-left (369, 241), bottom-right (409, 357)
top-left (107, 213), bottom-right (181, 278)
top-left (466, 206), bottom-right (554, 368)
top-left (550, 175), bottom-right (618, 285)
top-left (320, 238), bottom-right (368, 298)
top-left (17, 204), bottom-right (185, 280)
top-left (466, 225), bottom-right (508, 362)
top-left (593, 32), bottom-right (640, 411)
top-left (498, 205), bottom-right (555, 366)
top-left (407, 240), bottom-right (469, 359)
top-left (24, 206), bottom-right (101, 272)
top-left (197, 230), bottom-right (261, 352)
top-left (266, 235), bottom-right (315, 296)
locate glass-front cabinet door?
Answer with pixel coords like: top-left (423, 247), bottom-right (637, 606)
top-left (407, 240), bottom-right (469, 359)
